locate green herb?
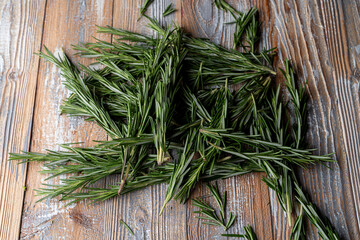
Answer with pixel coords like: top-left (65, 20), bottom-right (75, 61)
top-left (161, 130), bottom-right (196, 214)
top-left (245, 12), bottom-right (260, 53)
top-left (295, 182), bottom-right (339, 240)
top-left (140, 0), bottom-right (154, 17)
top-left (213, 0), bottom-right (240, 18)
top-left (221, 225), bottom-right (257, 239)
top-left (9, 2), bottom-right (340, 239)
top-left (290, 206), bottom-right (305, 240)
top-left (232, 8), bottom-right (258, 49)
top-left (192, 183), bottom-right (236, 231)
top-left (120, 220), bottom-right (134, 235)
top-left (280, 60), bottom-right (308, 149)
top-left (163, 4), bottom-right (176, 17)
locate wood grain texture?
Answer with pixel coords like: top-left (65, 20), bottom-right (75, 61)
top-left (263, 0), bottom-right (359, 239)
top-left (21, 0), bottom-right (112, 239)
top-left (0, 1), bottom-right (46, 239)
top-left (0, 0), bottom-right (357, 239)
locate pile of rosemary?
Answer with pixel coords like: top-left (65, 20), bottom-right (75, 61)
top-left (10, 2), bottom-right (340, 239)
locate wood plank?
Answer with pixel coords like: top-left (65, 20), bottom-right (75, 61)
top-left (0, 1), bottom-right (46, 239)
top-left (233, 0), bottom-right (360, 239)
top-left (13, 0), bottom-right (360, 239)
top-left (20, 0), bottom-right (113, 239)
top-left (263, 0), bottom-right (359, 238)
top-left (104, 1), bottom-right (188, 239)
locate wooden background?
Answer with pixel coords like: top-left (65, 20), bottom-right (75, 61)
top-left (0, 0), bottom-right (359, 239)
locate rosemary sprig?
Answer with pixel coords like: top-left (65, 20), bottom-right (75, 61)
top-left (221, 225), bottom-right (257, 239)
top-left (160, 130), bottom-right (196, 214)
top-left (245, 13), bottom-right (260, 53)
top-left (163, 4), bottom-right (176, 17)
top-left (192, 183), bottom-right (236, 231)
top-left (280, 60), bottom-right (308, 149)
top-left (184, 37), bottom-right (276, 87)
top-left (213, 0), bottom-right (240, 18)
top-left (232, 8), bottom-right (258, 49)
top-left (140, 0), bottom-right (154, 17)
top-left (294, 182), bottom-right (339, 240)
top-left (36, 47), bottom-right (122, 139)
top-left (150, 25), bottom-right (186, 164)
top-left (290, 207), bottom-right (305, 240)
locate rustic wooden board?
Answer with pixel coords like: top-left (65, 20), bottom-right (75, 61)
top-left (0, 0), bottom-right (358, 239)
top-left (21, 0), bottom-right (112, 239)
top-left (0, 1), bottom-right (46, 239)
top-left (261, 0), bottom-right (359, 239)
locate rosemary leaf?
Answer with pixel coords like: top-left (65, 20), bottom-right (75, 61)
top-left (120, 220), bottom-right (134, 235)
top-left (163, 4), bottom-right (176, 17)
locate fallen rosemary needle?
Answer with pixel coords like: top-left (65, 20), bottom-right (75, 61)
top-left (120, 220), bottom-right (134, 235)
top-left (10, 1), bottom-right (340, 239)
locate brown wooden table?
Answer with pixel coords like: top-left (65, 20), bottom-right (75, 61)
top-left (0, 0), bottom-right (359, 239)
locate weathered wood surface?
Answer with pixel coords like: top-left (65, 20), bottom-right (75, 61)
top-left (0, 0), bottom-right (46, 239)
top-left (0, 0), bottom-right (359, 239)
top-left (21, 1), bottom-right (112, 239)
